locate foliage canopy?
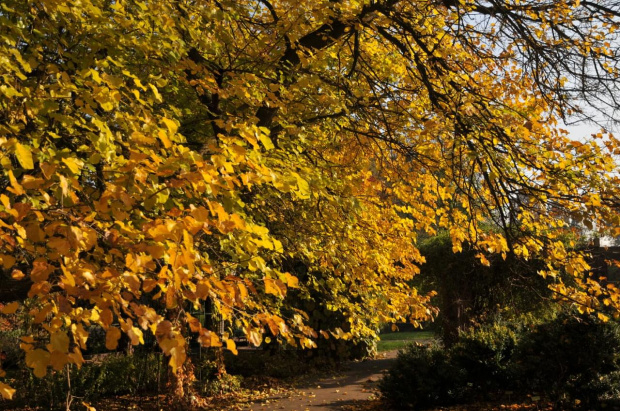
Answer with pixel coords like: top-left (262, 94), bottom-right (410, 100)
top-left (1, 0), bottom-right (620, 398)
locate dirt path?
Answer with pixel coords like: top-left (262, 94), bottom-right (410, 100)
top-left (245, 351), bottom-right (399, 411)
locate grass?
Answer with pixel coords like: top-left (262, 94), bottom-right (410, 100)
top-left (377, 331), bottom-right (435, 352)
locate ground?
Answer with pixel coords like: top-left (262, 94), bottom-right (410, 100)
top-left (245, 350), bottom-right (398, 411)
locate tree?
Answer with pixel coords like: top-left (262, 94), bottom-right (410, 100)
top-left (416, 231), bottom-right (560, 346)
top-left (1, 0), bottom-right (619, 399)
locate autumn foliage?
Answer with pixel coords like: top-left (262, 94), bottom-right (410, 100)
top-left (1, 0), bottom-right (620, 399)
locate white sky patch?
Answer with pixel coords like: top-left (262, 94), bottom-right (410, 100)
top-left (563, 121), bottom-right (602, 141)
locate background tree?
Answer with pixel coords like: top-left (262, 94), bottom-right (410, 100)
top-left (416, 231), bottom-right (564, 346)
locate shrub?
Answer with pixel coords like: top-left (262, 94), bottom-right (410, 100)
top-left (449, 322), bottom-right (518, 393)
top-left (8, 353), bottom-right (167, 409)
top-left (379, 343), bottom-right (468, 409)
top-left (381, 313), bottom-right (620, 410)
top-left (513, 313), bottom-right (620, 407)
top-left (200, 372), bottom-right (242, 397)
top-left (0, 329), bottom-right (23, 370)
top-left (192, 357), bottom-right (242, 396)
top-left (381, 323), bottom-right (518, 409)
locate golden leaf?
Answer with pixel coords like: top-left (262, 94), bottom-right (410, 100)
top-left (247, 329), bottom-right (262, 347)
top-left (7, 170), bottom-right (24, 195)
top-left (49, 351), bottom-right (68, 371)
top-left (72, 323), bottom-right (89, 349)
top-left (258, 132), bottom-right (275, 150)
top-left (68, 347), bottom-right (85, 368)
top-left (62, 157), bottom-right (83, 175)
top-left (1, 302), bottom-right (19, 314)
top-left (1, 254), bottom-right (16, 270)
top-left (15, 142), bottom-right (34, 169)
top-left (10, 269), bottom-right (24, 280)
top-left (25, 349), bottom-right (50, 378)
top-left (0, 382), bottom-right (16, 400)
top-left (50, 331), bottom-right (70, 353)
top-left (264, 278), bottom-right (286, 298)
top-left (284, 273), bottom-right (299, 288)
top-left (157, 130), bottom-right (172, 149)
top-left (161, 118), bottom-right (178, 135)
top-left (226, 338), bottom-right (238, 355)
top-left (105, 327), bottom-right (121, 350)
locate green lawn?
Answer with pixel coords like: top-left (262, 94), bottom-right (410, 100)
top-left (377, 331), bottom-right (435, 352)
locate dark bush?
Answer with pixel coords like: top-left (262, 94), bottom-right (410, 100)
top-left (513, 313), bottom-right (620, 407)
top-left (193, 356), bottom-right (243, 396)
top-left (381, 313), bottom-right (620, 410)
top-left (449, 323), bottom-right (518, 392)
top-left (379, 343), bottom-right (468, 409)
top-left (7, 352), bottom-right (167, 409)
top-left (381, 323), bottom-right (518, 409)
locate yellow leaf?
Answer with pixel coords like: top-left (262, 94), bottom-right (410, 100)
top-left (0, 194), bottom-right (9, 209)
top-left (90, 69), bottom-right (102, 83)
top-left (158, 130), bottom-right (172, 149)
top-left (237, 283), bottom-right (249, 301)
top-left (264, 278), bottom-right (286, 298)
top-left (50, 331), bottom-right (70, 353)
top-left (48, 237), bottom-right (72, 255)
top-left (68, 347), bottom-right (85, 368)
top-left (247, 329), bottom-right (262, 347)
top-left (94, 91), bottom-right (114, 111)
top-left (226, 338), bottom-right (238, 355)
top-left (62, 157), bottom-right (83, 174)
top-left (161, 118), bottom-right (178, 134)
top-left (284, 273), bottom-right (299, 288)
top-left (20, 175), bottom-right (43, 190)
top-left (20, 336), bottom-right (34, 344)
top-left (33, 303), bottom-right (54, 324)
top-left (159, 336), bottom-right (177, 354)
top-left (128, 326), bottom-right (144, 345)
top-left (15, 143), bottom-right (34, 169)
top-left (476, 253), bottom-right (491, 267)
top-left (105, 327), bottom-right (121, 350)
top-left (166, 334), bottom-right (186, 374)
top-left (8, 170), bottom-right (24, 195)
top-left (197, 329), bottom-right (222, 348)
top-left (49, 351), bottom-right (68, 370)
top-left (59, 175), bottom-right (70, 197)
top-left (82, 402), bottom-right (97, 411)
top-left (149, 84), bottom-right (162, 102)
top-left (40, 162), bottom-right (56, 179)
top-left (258, 132), bottom-right (275, 150)
top-left (100, 309), bottom-right (113, 328)
top-left (11, 269), bottom-right (24, 280)
top-left (72, 323), bottom-right (89, 349)
top-left (1, 254), bottom-right (16, 270)
top-left (1, 302), bottom-right (19, 314)
top-left (0, 382), bottom-right (15, 400)
top-left (169, 346), bottom-right (185, 374)
top-left (598, 312), bottom-right (610, 322)
top-left (61, 266), bottom-right (76, 287)
top-left (25, 349), bottom-right (50, 378)
top-left (294, 173), bottom-right (310, 198)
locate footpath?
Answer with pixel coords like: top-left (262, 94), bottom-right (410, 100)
top-left (245, 350), bottom-right (399, 411)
